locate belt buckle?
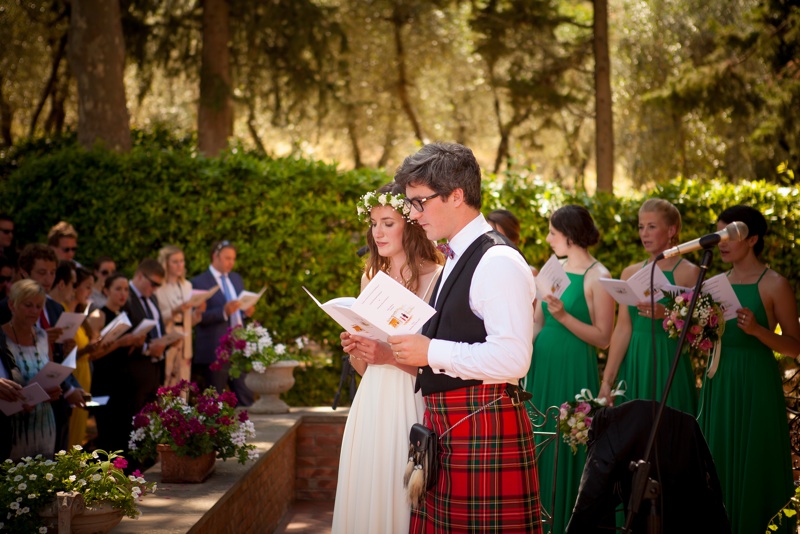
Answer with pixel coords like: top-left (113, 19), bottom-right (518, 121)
top-left (506, 384), bottom-right (531, 406)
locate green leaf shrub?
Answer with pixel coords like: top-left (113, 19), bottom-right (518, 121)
top-left (1, 134), bottom-right (798, 406)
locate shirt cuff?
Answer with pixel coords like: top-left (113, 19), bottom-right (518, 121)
top-left (427, 339), bottom-right (452, 374)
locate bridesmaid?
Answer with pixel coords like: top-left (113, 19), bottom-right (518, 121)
top-left (699, 205), bottom-right (799, 534)
top-left (600, 198), bottom-right (699, 414)
top-left (525, 205), bottom-right (615, 534)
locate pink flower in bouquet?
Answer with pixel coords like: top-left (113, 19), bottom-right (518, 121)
top-left (674, 318), bottom-right (685, 331)
top-left (709, 313), bottom-right (719, 327)
top-left (699, 338), bottom-right (714, 351)
top-left (575, 401), bottom-right (592, 415)
top-left (690, 324), bottom-right (702, 334)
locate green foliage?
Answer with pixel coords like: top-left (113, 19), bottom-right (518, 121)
top-left (1, 134), bottom-right (798, 406)
top-left (483, 173), bottom-right (800, 302)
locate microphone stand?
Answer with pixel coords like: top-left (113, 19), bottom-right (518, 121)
top-left (623, 247), bottom-right (714, 533)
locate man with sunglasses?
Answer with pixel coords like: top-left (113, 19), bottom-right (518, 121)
top-left (191, 240), bottom-right (255, 406)
top-left (388, 143), bottom-right (541, 532)
top-left (125, 259), bottom-right (170, 418)
top-left (0, 214), bottom-right (16, 265)
top-left (47, 221), bottom-right (80, 264)
top-left (0, 258), bottom-right (14, 301)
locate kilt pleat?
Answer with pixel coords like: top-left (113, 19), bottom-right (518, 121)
top-left (410, 383), bottom-right (543, 533)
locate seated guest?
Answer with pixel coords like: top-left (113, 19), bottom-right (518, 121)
top-left (0, 332), bottom-right (24, 461)
top-left (90, 256), bottom-right (116, 309)
top-left (48, 221), bottom-right (79, 264)
top-left (2, 280), bottom-right (61, 459)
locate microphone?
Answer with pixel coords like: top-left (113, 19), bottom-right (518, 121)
top-left (656, 221), bottom-right (748, 260)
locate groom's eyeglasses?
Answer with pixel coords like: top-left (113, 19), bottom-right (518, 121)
top-left (404, 193), bottom-right (441, 212)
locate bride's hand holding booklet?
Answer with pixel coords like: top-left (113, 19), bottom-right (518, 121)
top-left (303, 271), bottom-right (436, 342)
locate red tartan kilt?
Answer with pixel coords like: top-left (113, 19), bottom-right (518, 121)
top-left (410, 383), bottom-right (543, 533)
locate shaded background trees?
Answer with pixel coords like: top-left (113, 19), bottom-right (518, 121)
top-left (0, 0), bottom-right (797, 189)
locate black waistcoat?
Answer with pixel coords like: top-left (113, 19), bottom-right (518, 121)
top-left (416, 231), bottom-right (514, 396)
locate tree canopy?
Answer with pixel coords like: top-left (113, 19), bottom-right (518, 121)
top-left (0, 0), bottom-right (796, 190)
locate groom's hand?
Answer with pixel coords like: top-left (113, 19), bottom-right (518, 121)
top-left (387, 334), bottom-right (431, 367)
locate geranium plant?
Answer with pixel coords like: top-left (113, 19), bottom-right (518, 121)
top-left (0, 446), bottom-right (155, 532)
top-left (662, 290), bottom-right (726, 376)
top-left (212, 322), bottom-right (304, 379)
top-left (128, 380), bottom-right (258, 464)
top-left (558, 383), bottom-right (626, 454)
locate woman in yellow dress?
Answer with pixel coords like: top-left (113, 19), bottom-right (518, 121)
top-left (68, 266), bottom-right (100, 446)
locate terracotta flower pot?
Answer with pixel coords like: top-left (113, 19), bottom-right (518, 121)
top-left (40, 492), bottom-right (124, 534)
top-left (157, 444), bottom-right (216, 483)
top-left (244, 360), bottom-right (300, 414)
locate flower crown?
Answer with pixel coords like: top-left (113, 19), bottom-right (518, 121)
top-left (356, 191), bottom-right (412, 222)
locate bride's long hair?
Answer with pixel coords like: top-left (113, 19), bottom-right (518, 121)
top-left (364, 182), bottom-right (442, 293)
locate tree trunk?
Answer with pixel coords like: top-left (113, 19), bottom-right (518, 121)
top-left (0, 77), bottom-right (12, 147)
top-left (391, 10), bottom-right (424, 144)
top-left (594, 0), bottom-right (614, 193)
top-left (68, 0), bottom-right (131, 152)
top-left (198, 0), bottom-right (233, 157)
top-left (30, 32), bottom-right (68, 138)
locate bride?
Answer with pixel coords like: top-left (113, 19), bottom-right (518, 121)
top-left (332, 182), bottom-right (443, 533)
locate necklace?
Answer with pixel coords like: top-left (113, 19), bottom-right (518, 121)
top-left (10, 323), bottom-right (40, 361)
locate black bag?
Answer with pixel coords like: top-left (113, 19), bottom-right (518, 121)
top-left (403, 423), bottom-right (438, 508)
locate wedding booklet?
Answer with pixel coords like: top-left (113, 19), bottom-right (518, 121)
top-left (535, 255), bottom-right (569, 299)
top-left (661, 273), bottom-right (741, 322)
top-left (237, 287), bottom-right (267, 310)
top-left (53, 305), bottom-right (91, 343)
top-left (29, 347), bottom-right (77, 393)
top-left (186, 286), bottom-right (219, 308)
top-left (0, 383), bottom-right (49, 416)
top-left (98, 311), bottom-right (132, 343)
top-left (599, 264), bottom-right (671, 306)
top-left (303, 271), bottom-right (437, 342)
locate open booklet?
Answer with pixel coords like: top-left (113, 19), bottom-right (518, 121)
top-left (54, 305), bottom-right (91, 343)
top-left (599, 265), bottom-right (671, 306)
top-left (0, 348), bottom-right (80, 415)
top-left (303, 270), bottom-right (436, 342)
top-left (237, 287), bottom-right (266, 310)
top-left (98, 311), bottom-right (132, 344)
top-left (661, 273), bottom-right (741, 322)
top-left (534, 254), bottom-right (569, 299)
top-left (186, 286), bottom-right (219, 308)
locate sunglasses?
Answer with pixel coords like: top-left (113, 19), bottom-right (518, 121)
top-left (214, 240), bottom-right (233, 255)
top-left (60, 247), bottom-right (78, 253)
top-left (143, 274), bottom-right (162, 288)
top-left (0, 229), bottom-right (13, 235)
top-left (99, 269), bottom-right (111, 276)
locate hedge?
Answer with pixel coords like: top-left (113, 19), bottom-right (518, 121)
top-left (1, 134), bottom-right (798, 406)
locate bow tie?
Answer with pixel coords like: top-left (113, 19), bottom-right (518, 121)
top-left (437, 242), bottom-right (455, 259)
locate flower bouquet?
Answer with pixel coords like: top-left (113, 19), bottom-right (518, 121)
top-left (662, 290), bottom-right (726, 377)
top-left (212, 322), bottom-right (304, 378)
top-left (128, 380), bottom-right (258, 465)
top-left (0, 446), bottom-right (155, 533)
top-left (558, 383), bottom-right (626, 454)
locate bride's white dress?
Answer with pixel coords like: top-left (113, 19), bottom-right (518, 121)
top-left (332, 362), bottom-right (425, 533)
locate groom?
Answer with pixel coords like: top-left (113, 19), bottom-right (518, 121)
top-left (389, 142), bottom-right (541, 531)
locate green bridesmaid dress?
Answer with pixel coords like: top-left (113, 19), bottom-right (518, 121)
top-left (526, 262), bottom-right (600, 534)
top-left (699, 270), bottom-right (794, 533)
top-left (617, 259), bottom-right (697, 415)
